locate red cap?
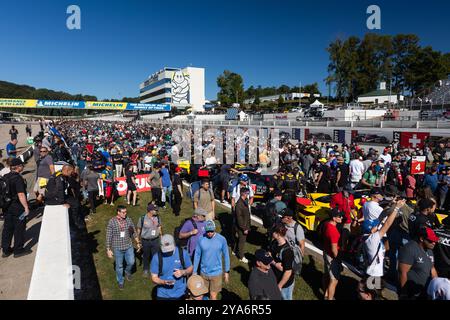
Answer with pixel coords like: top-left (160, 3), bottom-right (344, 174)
top-left (175, 167), bottom-right (182, 173)
top-left (420, 227), bottom-right (440, 243)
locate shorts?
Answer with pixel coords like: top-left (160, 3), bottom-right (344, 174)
top-left (128, 183), bottom-right (137, 191)
top-left (323, 253), bottom-right (343, 281)
top-left (201, 274), bottom-right (222, 293)
top-left (206, 211), bottom-right (215, 221)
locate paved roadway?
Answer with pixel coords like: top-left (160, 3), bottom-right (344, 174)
top-left (0, 123), bottom-right (41, 300)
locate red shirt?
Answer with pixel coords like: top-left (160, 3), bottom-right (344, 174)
top-left (323, 222), bottom-right (340, 257)
top-left (330, 192), bottom-right (355, 224)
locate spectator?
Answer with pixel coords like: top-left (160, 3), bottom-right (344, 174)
top-left (423, 166), bottom-right (439, 194)
top-left (233, 187), bottom-right (251, 263)
top-left (405, 173), bottom-right (417, 200)
top-left (270, 223), bottom-right (295, 300)
top-left (193, 179), bottom-right (215, 221)
top-left (137, 203), bottom-right (162, 278)
top-left (106, 205), bottom-right (140, 290)
top-left (427, 277), bottom-right (450, 300)
top-left (281, 208), bottom-right (305, 262)
top-left (111, 148), bottom-right (124, 178)
top-left (0, 158), bottom-right (12, 177)
top-left (231, 174), bottom-right (254, 210)
top-left (379, 148), bottom-right (392, 166)
top-left (25, 124), bottom-right (32, 137)
top-left (125, 164), bottom-right (137, 206)
top-left (437, 167), bottom-right (450, 210)
top-left (322, 208), bottom-right (344, 300)
top-left (193, 220), bottom-right (230, 300)
top-left (433, 143), bottom-right (446, 163)
top-left (362, 188), bottom-right (385, 222)
top-left (316, 158), bottom-right (331, 193)
top-left (147, 164), bottom-right (162, 207)
top-left (335, 156), bottom-right (350, 189)
top-left (151, 234), bottom-right (193, 300)
top-left (171, 167), bottom-right (183, 216)
top-left (248, 248), bottom-right (282, 300)
top-left (9, 125), bottom-right (18, 140)
top-left (101, 163), bottom-right (115, 206)
top-left (361, 162), bottom-right (378, 189)
top-left (1, 158), bottom-right (32, 258)
top-left (331, 185), bottom-right (359, 250)
top-left (34, 146), bottom-right (55, 205)
top-left (160, 162), bottom-right (172, 208)
top-left (179, 208), bottom-right (208, 259)
top-left (6, 139), bottom-right (18, 158)
top-left (408, 198), bottom-right (440, 240)
top-left (186, 274), bottom-right (209, 300)
top-left (80, 164), bottom-right (100, 217)
top-left (398, 227), bottom-right (439, 300)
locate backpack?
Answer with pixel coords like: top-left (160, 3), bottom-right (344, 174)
top-left (157, 246), bottom-right (186, 277)
top-left (0, 174), bottom-right (16, 211)
top-left (280, 239), bottom-right (303, 276)
top-left (228, 178), bottom-right (239, 193)
top-left (263, 201), bottom-right (280, 229)
top-left (174, 218), bottom-right (198, 248)
top-left (139, 214), bottom-right (161, 237)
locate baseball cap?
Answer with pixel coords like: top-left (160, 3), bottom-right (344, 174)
top-left (282, 208), bottom-right (294, 218)
top-left (147, 203), bottom-right (158, 212)
top-left (175, 166), bottom-right (182, 173)
top-left (187, 275), bottom-right (208, 297)
top-left (330, 208), bottom-right (344, 218)
top-left (362, 219), bottom-right (380, 234)
top-left (319, 158), bottom-right (327, 163)
top-left (10, 158), bottom-right (24, 166)
top-left (370, 188), bottom-right (385, 197)
top-left (205, 220), bottom-right (216, 232)
top-left (274, 190), bottom-right (283, 197)
top-left (160, 234), bottom-right (175, 253)
top-left (418, 227), bottom-right (440, 243)
top-left (255, 249), bottom-right (274, 265)
top-left (193, 207), bottom-right (208, 217)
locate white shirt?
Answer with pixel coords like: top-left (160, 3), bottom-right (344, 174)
top-left (232, 184), bottom-right (254, 204)
top-left (364, 232), bottom-right (385, 277)
top-left (349, 159), bottom-right (365, 182)
top-left (379, 154), bottom-right (392, 165)
top-left (0, 167), bottom-right (11, 177)
top-left (144, 156), bottom-right (152, 165)
top-left (362, 201), bottom-right (383, 221)
top-left (427, 278), bottom-right (450, 300)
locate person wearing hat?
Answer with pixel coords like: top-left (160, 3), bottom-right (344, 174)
top-left (316, 157), bottom-right (331, 193)
top-left (248, 249), bottom-right (282, 300)
top-left (281, 208), bottom-right (305, 259)
top-left (362, 188), bottom-right (385, 222)
top-left (398, 226), bottom-right (439, 300)
top-left (171, 166), bottom-right (183, 217)
top-left (179, 207), bottom-right (208, 259)
top-left (194, 179), bottom-right (216, 221)
top-left (231, 174), bottom-right (254, 210)
top-left (150, 234), bottom-right (193, 300)
top-left (322, 208), bottom-right (345, 300)
top-left (361, 198), bottom-right (406, 282)
top-left (186, 274), bottom-right (209, 300)
top-left (330, 185), bottom-right (358, 251)
top-left (233, 187), bottom-right (251, 263)
top-left (193, 220), bottom-right (230, 300)
top-left (137, 203), bottom-right (162, 277)
top-left (101, 162), bottom-right (115, 206)
top-left (1, 158), bottom-right (32, 258)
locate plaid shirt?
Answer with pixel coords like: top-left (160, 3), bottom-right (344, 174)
top-left (106, 216), bottom-right (136, 251)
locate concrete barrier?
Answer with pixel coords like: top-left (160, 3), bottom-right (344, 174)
top-left (27, 205), bottom-right (74, 300)
top-left (19, 145), bottom-right (34, 163)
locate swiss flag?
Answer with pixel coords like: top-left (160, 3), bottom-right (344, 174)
top-left (399, 132), bottom-right (429, 149)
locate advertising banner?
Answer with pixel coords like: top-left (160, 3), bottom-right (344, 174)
top-left (37, 100), bottom-right (85, 109)
top-left (400, 132), bottom-right (430, 149)
top-left (411, 156), bottom-right (426, 175)
top-left (126, 103), bottom-right (171, 111)
top-left (393, 131), bottom-right (401, 141)
top-left (351, 130), bottom-right (358, 143)
top-left (0, 98), bottom-right (37, 108)
top-left (115, 174), bottom-right (151, 196)
top-left (85, 101), bottom-right (127, 110)
top-left (304, 128), bottom-right (310, 140)
top-left (292, 128), bottom-right (301, 140)
top-left (333, 130), bottom-right (345, 143)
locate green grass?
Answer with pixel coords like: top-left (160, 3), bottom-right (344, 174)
top-left (86, 192), bottom-right (344, 300)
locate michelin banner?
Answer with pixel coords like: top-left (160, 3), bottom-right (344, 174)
top-left (0, 98), bottom-right (171, 111)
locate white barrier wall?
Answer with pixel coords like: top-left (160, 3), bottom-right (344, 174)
top-left (27, 205), bottom-right (74, 300)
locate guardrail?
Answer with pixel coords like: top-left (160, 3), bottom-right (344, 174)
top-left (27, 205), bottom-right (74, 300)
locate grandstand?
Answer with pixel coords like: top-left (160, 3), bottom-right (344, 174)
top-left (423, 75), bottom-right (450, 104)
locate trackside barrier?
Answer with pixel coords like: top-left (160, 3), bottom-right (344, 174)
top-left (19, 145), bottom-right (35, 163)
top-left (27, 205), bottom-right (74, 300)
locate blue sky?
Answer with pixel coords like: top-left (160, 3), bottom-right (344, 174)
top-left (0, 0), bottom-right (449, 100)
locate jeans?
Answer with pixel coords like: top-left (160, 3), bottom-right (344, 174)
top-left (115, 164), bottom-right (123, 178)
top-left (114, 247), bottom-right (135, 285)
top-left (142, 238), bottom-right (160, 272)
top-left (281, 281), bottom-right (295, 300)
top-left (162, 186), bottom-right (172, 206)
top-left (387, 228), bottom-right (410, 282)
top-left (88, 190), bottom-right (98, 213)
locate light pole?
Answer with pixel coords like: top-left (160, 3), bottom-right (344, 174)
top-left (298, 81), bottom-right (302, 108)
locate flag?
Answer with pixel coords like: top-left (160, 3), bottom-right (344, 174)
top-left (399, 132), bottom-right (429, 149)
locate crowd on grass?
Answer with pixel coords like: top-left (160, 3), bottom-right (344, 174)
top-left (1, 119), bottom-right (450, 300)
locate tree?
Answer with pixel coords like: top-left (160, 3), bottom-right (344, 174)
top-left (277, 95), bottom-right (284, 108)
top-left (217, 70), bottom-right (244, 106)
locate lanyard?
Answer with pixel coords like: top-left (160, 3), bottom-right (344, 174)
top-left (117, 217), bottom-right (127, 231)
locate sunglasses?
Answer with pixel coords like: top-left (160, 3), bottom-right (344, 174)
top-left (40, 150), bottom-right (48, 152)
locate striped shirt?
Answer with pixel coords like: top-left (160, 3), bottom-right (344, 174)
top-left (106, 216), bottom-right (136, 251)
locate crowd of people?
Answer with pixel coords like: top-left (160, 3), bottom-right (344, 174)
top-left (1, 119), bottom-right (449, 301)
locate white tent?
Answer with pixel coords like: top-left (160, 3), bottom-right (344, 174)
top-left (310, 99), bottom-right (324, 107)
top-left (239, 111), bottom-right (248, 121)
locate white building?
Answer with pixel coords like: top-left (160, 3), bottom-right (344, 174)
top-left (357, 82), bottom-right (404, 105)
top-left (139, 67), bottom-right (205, 112)
top-left (244, 92), bottom-right (320, 105)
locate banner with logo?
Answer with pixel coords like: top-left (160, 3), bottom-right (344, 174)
top-left (85, 101), bottom-right (128, 110)
top-left (127, 103), bottom-right (171, 111)
top-left (0, 98), bottom-right (37, 108)
top-left (304, 128), bottom-right (310, 140)
top-left (411, 156), bottom-right (426, 175)
top-left (333, 130), bottom-right (345, 143)
top-left (115, 174), bottom-right (151, 196)
top-left (292, 129), bottom-right (301, 140)
top-left (400, 132), bottom-right (430, 149)
top-left (37, 100), bottom-right (85, 109)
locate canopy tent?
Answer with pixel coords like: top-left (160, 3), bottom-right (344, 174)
top-left (310, 99), bottom-right (324, 107)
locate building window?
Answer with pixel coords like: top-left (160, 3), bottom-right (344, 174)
top-left (140, 78), bottom-right (171, 93)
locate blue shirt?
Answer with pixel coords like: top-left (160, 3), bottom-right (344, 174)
top-left (193, 233), bottom-right (230, 277)
top-left (6, 143), bottom-right (16, 158)
top-left (179, 219), bottom-right (206, 257)
top-left (160, 167), bottom-right (172, 187)
top-left (424, 173), bottom-right (439, 193)
top-left (150, 248), bottom-right (192, 299)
